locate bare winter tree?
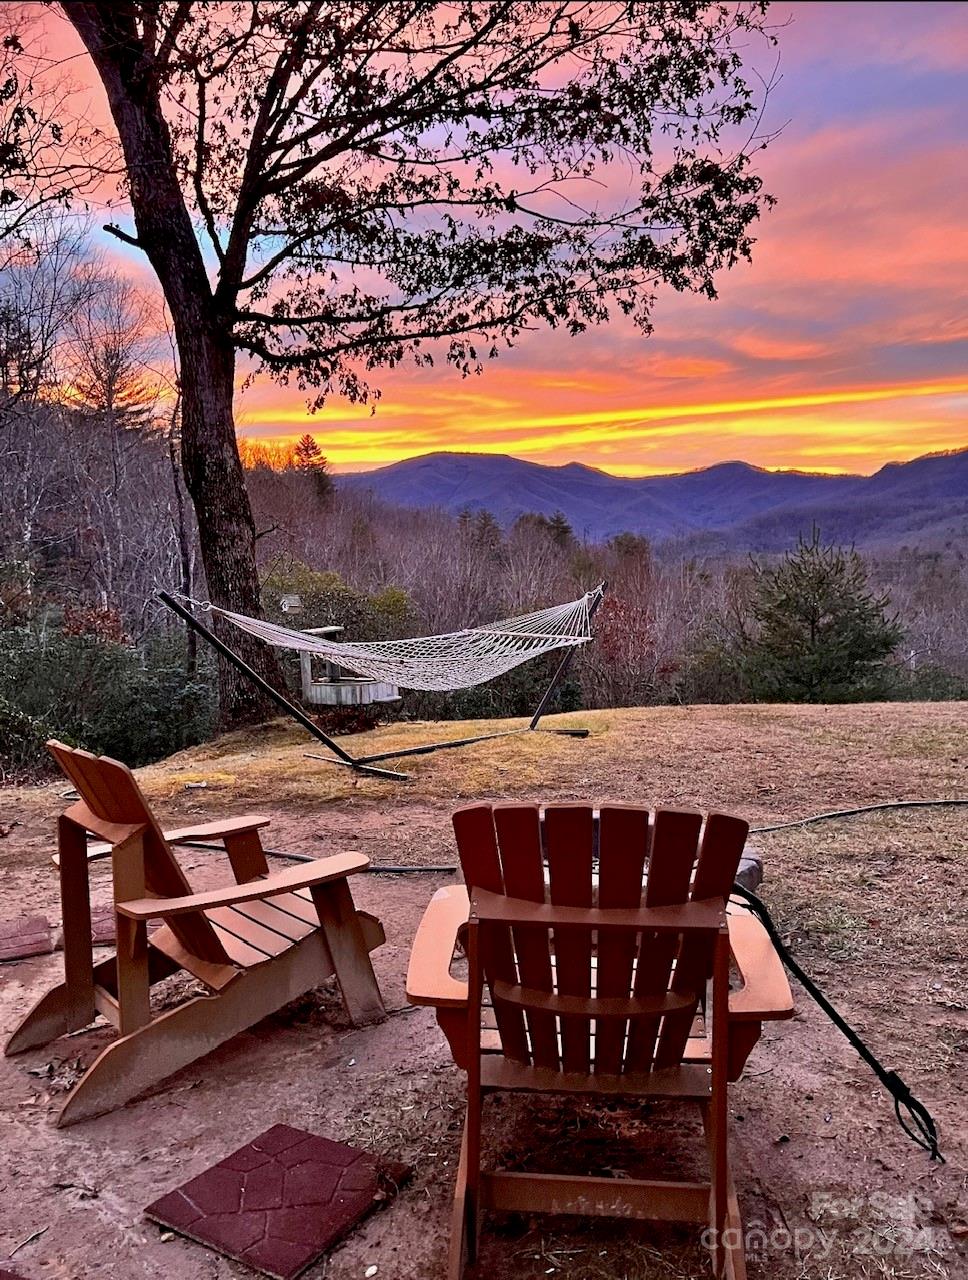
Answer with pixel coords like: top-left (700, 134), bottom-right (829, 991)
top-left (0, 7), bottom-right (112, 259)
top-left (0, 231), bottom-right (186, 626)
top-left (66, 272), bottom-right (160, 427)
top-left (56, 0), bottom-right (777, 724)
top-left (0, 217), bottom-right (97, 607)
top-left (62, 272), bottom-right (169, 611)
top-left (0, 215), bottom-right (93, 401)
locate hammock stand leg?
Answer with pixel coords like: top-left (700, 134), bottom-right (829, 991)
top-left (528, 580), bottom-right (606, 734)
top-left (353, 727), bottom-right (527, 766)
top-left (157, 591), bottom-right (410, 782)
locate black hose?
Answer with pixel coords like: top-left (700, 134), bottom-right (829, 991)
top-left (174, 839), bottom-right (458, 873)
top-left (731, 882), bottom-right (944, 1162)
top-left (366, 865), bottom-right (458, 874)
top-left (751, 797), bottom-right (968, 835)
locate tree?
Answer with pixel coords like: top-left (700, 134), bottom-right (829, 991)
top-left (0, 12), bottom-right (110, 260)
top-left (56, 0), bottom-right (777, 724)
top-left (742, 528), bottom-right (904, 703)
top-left (0, 215), bottom-right (94, 402)
top-left (470, 510), bottom-right (504, 563)
top-left (292, 433), bottom-right (324, 470)
top-left (291, 432), bottom-right (333, 502)
top-left (62, 272), bottom-right (168, 607)
top-left (0, 218), bottom-right (100, 609)
top-left (609, 532), bottom-right (651, 566)
top-left (547, 510), bottom-right (575, 550)
top-left (512, 509), bottom-right (575, 550)
top-left (66, 272), bottom-right (160, 431)
top-left (581, 591), bottom-right (659, 707)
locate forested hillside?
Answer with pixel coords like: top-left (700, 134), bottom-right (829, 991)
top-left (338, 449), bottom-right (968, 548)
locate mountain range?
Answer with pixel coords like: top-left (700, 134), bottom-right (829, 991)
top-left (337, 447), bottom-right (968, 549)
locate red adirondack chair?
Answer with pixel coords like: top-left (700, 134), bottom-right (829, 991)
top-left (407, 802), bottom-right (794, 1278)
top-left (6, 742), bottom-right (385, 1125)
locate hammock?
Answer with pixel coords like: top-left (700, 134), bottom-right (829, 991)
top-left (160, 584), bottom-right (605, 780)
top-left (184, 589), bottom-right (600, 692)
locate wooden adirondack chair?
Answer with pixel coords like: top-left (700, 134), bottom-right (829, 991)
top-left (5, 741), bottom-right (385, 1126)
top-left (406, 803), bottom-right (794, 1280)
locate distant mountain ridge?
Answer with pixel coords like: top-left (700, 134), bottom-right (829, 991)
top-left (337, 447), bottom-right (968, 549)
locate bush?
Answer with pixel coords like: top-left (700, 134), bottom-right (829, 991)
top-left (677, 639), bottom-right (749, 705)
top-left (0, 623), bottom-right (216, 769)
top-left (261, 561), bottom-right (416, 640)
top-left (0, 696), bottom-right (56, 780)
top-left (890, 663), bottom-right (968, 701)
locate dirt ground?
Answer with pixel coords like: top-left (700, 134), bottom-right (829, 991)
top-left (0, 702), bottom-right (966, 1280)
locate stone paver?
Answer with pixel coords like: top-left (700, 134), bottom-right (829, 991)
top-left (145, 1124), bottom-right (409, 1279)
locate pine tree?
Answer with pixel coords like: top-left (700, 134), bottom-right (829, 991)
top-left (743, 527), bottom-right (903, 703)
top-left (291, 433), bottom-right (333, 502)
top-left (547, 510), bottom-right (575, 549)
top-left (292, 432), bottom-right (323, 468)
top-left (473, 510), bottom-right (504, 562)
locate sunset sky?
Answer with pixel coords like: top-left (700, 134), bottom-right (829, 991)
top-left (46, 2), bottom-right (968, 476)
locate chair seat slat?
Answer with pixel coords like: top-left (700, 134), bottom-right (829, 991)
top-left (230, 897), bottom-right (316, 944)
top-left (472, 890), bottom-right (724, 932)
top-left (206, 907), bottom-right (293, 959)
top-left (492, 980), bottom-right (696, 1019)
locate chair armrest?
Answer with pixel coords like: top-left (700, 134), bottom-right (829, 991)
top-left (727, 904), bottom-right (794, 1022)
top-left (407, 885), bottom-right (470, 1009)
top-left (117, 852), bottom-right (369, 919)
top-left (164, 815), bottom-right (271, 844)
top-left (65, 814), bottom-right (272, 865)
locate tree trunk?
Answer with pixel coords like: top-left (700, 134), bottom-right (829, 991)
top-left (177, 324), bottom-right (273, 723)
top-left (166, 398), bottom-right (196, 678)
top-left (63, 3), bottom-right (283, 727)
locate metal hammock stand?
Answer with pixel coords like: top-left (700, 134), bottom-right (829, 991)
top-left (158, 583), bottom-right (606, 781)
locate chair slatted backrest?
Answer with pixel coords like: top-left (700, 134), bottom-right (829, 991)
top-left (453, 802), bottom-right (747, 1076)
top-left (48, 741), bottom-right (232, 966)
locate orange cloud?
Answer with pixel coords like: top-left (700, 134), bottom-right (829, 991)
top-left (238, 375), bottom-right (968, 475)
top-left (648, 357), bottom-right (736, 379)
top-left (727, 333), bottom-right (833, 362)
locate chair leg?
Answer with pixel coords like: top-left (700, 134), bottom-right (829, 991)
top-left (310, 879), bottom-right (385, 1024)
top-left (56, 813), bottom-right (96, 1032)
top-left (722, 1170), bottom-right (748, 1280)
top-left (448, 1124), bottom-right (471, 1280)
top-left (702, 1100), bottom-right (735, 1279)
top-left (115, 917), bottom-right (151, 1036)
top-left (5, 980), bottom-right (92, 1055)
top-left (5, 946), bottom-right (176, 1056)
top-left (448, 1090), bottom-right (483, 1279)
top-left (464, 1091), bottom-right (483, 1268)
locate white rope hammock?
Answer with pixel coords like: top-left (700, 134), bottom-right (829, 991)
top-left (186, 590), bottom-right (599, 692)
